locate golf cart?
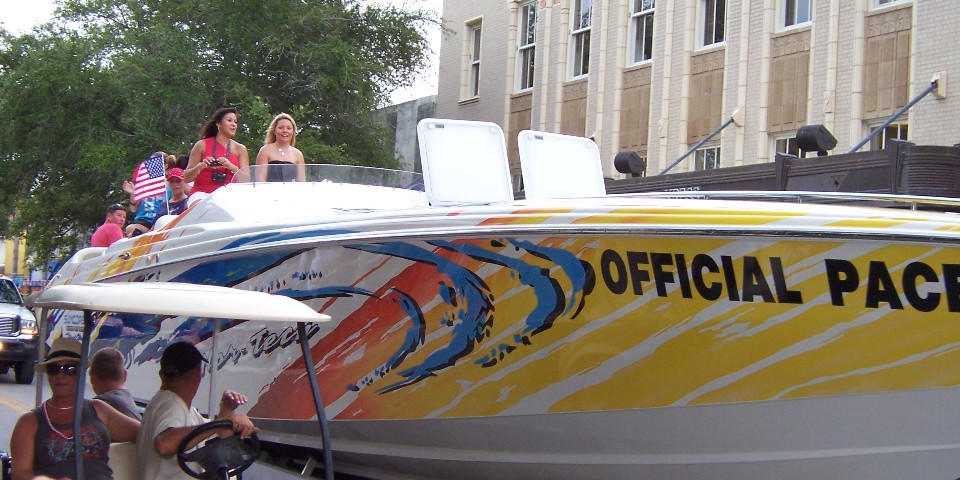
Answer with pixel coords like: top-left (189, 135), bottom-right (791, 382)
top-left (22, 282), bottom-right (334, 480)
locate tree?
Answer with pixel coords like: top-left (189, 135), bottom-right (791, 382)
top-left (0, 0), bottom-right (438, 268)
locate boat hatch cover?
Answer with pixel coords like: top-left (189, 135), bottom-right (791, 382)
top-left (417, 118), bottom-right (514, 206)
top-left (518, 129), bottom-right (606, 199)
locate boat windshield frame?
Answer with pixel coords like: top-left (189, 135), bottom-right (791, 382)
top-left (236, 163), bottom-right (424, 191)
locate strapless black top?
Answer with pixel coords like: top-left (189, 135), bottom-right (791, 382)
top-left (267, 160), bottom-right (297, 182)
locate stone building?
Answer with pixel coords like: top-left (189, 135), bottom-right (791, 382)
top-left (435, 0), bottom-right (959, 187)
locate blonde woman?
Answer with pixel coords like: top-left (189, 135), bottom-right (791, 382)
top-left (255, 113), bottom-right (306, 182)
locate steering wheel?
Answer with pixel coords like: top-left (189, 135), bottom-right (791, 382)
top-left (176, 420), bottom-right (260, 480)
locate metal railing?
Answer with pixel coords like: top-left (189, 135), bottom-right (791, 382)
top-left (847, 79), bottom-right (939, 153)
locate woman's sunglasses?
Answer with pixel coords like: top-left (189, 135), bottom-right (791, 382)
top-left (47, 364), bottom-right (79, 376)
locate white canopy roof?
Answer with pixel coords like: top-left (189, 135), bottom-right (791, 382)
top-left (27, 282), bottom-right (330, 323)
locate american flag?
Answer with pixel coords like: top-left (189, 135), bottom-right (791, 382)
top-left (132, 155), bottom-right (167, 202)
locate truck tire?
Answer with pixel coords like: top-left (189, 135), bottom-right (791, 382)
top-left (14, 358), bottom-right (34, 384)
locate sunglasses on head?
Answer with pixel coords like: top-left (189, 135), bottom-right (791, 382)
top-left (47, 364), bottom-right (79, 376)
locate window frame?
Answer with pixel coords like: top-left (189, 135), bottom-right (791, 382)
top-left (517, 1), bottom-right (538, 92)
top-left (511, 171), bottom-right (524, 193)
top-left (868, 122), bottom-right (908, 151)
top-left (693, 145), bottom-right (721, 171)
top-left (699, 0), bottom-right (726, 49)
top-left (569, 0), bottom-right (592, 79)
top-left (871, 0), bottom-right (911, 10)
top-left (778, 0), bottom-right (812, 31)
top-left (773, 135), bottom-right (808, 159)
top-left (467, 21), bottom-right (482, 99)
top-left (629, 0), bottom-right (655, 65)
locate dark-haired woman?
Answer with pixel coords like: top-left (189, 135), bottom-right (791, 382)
top-left (184, 107), bottom-right (250, 198)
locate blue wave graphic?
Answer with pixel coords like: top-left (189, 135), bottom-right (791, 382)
top-left (345, 238), bottom-right (588, 391)
top-left (345, 242), bottom-right (494, 392)
top-left (430, 238), bottom-right (587, 367)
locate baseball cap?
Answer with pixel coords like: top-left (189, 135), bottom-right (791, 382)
top-left (35, 337), bottom-right (82, 372)
top-left (167, 167), bottom-right (185, 181)
top-left (159, 341), bottom-right (208, 379)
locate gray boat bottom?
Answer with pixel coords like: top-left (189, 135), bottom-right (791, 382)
top-left (246, 459), bottom-right (373, 479)
top-left (246, 462), bottom-right (310, 478)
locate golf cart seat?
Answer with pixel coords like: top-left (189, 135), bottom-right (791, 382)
top-left (108, 442), bottom-right (138, 478)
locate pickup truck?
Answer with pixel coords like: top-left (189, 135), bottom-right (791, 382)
top-left (0, 276), bottom-right (38, 384)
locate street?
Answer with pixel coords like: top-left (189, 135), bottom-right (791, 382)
top-left (0, 371), bottom-right (37, 455)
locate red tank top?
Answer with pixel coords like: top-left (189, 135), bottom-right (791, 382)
top-left (192, 137), bottom-right (240, 194)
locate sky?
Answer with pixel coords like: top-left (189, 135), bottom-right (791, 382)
top-left (0, 0), bottom-right (442, 104)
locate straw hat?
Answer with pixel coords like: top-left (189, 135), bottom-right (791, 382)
top-left (34, 337), bottom-right (82, 372)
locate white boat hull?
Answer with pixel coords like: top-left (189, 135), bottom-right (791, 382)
top-left (253, 387), bottom-right (960, 480)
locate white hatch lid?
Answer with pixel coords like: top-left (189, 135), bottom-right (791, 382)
top-left (417, 118), bottom-right (514, 206)
top-left (518, 130), bottom-right (606, 199)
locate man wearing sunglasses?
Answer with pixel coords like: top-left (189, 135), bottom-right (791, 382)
top-left (9, 337), bottom-right (141, 480)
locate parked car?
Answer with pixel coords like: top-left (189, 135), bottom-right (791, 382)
top-left (0, 276), bottom-right (38, 384)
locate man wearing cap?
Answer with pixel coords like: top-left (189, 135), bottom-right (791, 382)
top-left (90, 203), bottom-right (127, 247)
top-left (137, 341), bottom-right (257, 480)
top-left (155, 167), bottom-right (190, 219)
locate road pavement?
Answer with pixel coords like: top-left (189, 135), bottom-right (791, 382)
top-left (0, 371), bottom-right (37, 454)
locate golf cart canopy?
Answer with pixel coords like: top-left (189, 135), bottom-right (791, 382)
top-left (27, 282), bottom-right (331, 323)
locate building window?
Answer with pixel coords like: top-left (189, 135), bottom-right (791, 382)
top-left (872, 0), bottom-right (911, 9)
top-left (774, 136), bottom-right (807, 158)
top-left (512, 171), bottom-right (524, 193)
top-left (468, 22), bottom-right (482, 98)
top-left (780, 0), bottom-right (811, 30)
top-left (869, 122), bottom-right (908, 150)
top-left (700, 0), bottom-right (726, 48)
top-left (517, 2), bottom-right (537, 91)
top-left (630, 0), bottom-right (655, 64)
top-left (570, 0), bottom-right (592, 78)
top-left (694, 146), bottom-right (721, 170)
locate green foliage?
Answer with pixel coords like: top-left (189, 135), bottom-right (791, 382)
top-left (0, 0), bottom-right (437, 268)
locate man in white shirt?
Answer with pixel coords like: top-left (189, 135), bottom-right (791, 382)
top-left (137, 341), bottom-right (257, 480)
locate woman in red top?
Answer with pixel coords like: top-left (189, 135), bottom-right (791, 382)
top-left (184, 107), bottom-right (250, 196)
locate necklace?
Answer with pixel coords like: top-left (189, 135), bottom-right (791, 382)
top-left (278, 146), bottom-right (288, 156)
top-left (42, 401), bottom-right (75, 440)
top-left (45, 400), bottom-right (74, 410)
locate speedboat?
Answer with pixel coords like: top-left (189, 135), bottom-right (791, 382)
top-left (41, 119), bottom-right (960, 479)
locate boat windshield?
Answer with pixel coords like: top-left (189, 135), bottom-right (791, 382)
top-left (236, 163), bottom-right (424, 191)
